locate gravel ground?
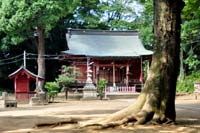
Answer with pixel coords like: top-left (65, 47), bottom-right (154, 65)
top-left (0, 94), bottom-right (199, 133)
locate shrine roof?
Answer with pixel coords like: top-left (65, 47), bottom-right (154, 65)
top-left (62, 29), bottom-right (153, 58)
top-left (9, 66), bottom-right (44, 79)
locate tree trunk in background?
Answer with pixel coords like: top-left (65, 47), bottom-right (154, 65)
top-left (35, 26), bottom-right (45, 92)
top-left (179, 47), bottom-right (185, 80)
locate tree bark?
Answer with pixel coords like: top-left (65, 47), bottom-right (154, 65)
top-left (80, 0), bottom-right (184, 128)
top-left (35, 26), bottom-right (45, 92)
top-left (151, 0), bottom-right (184, 123)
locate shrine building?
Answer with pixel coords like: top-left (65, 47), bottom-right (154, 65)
top-left (9, 66), bottom-right (44, 100)
top-left (61, 29), bottom-right (153, 93)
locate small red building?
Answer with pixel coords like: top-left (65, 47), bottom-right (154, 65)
top-left (9, 66), bottom-right (44, 100)
top-left (61, 29), bottom-right (153, 93)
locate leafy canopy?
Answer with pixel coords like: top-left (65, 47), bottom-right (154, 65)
top-left (0, 0), bottom-right (78, 46)
top-left (99, 0), bottom-right (139, 30)
top-left (181, 0), bottom-right (200, 72)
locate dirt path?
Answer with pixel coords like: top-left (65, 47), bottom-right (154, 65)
top-left (0, 95), bottom-right (199, 133)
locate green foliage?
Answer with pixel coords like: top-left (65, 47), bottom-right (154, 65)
top-left (137, 0), bottom-right (153, 50)
top-left (179, 0), bottom-right (200, 89)
top-left (45, 82), bottom-right (59, 102)
top-left (56, 66), bottom-right (81, 88)
top-left (184, 54), bottom-right (200, 70)
top-left (65, 0), bottom-right (141, 30)
top-left (97, 78), bottom-right (107, 99)
top-left (140, 26), bottom-right (153, 49)
top-left (0, 0), bottom-right (78, 48)
top-left (55, 65), bottom-right (82, 99)
top-left (177, 70), bottom-right (200, 93)
top-left (180, 0), bottom-right (200, 73)
top-left (56, 74), bottom-right (76, 89)
top-left (99, 0), bottom-right (140, 30)
top-left (181, 0), bottom-right (200, 21)
top-left (71, 0), bottom-right (101, 29)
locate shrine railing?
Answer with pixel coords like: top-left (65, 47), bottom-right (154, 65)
top-left (106, 86), bottom-right (136, 93)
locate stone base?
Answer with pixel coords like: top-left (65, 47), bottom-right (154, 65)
top-left (0, 100), bottom-right (17, 108)
top-left (29, 97), bottom-right (40, 106)
top-left (82, 89), bottom-right (98, 100)
top-left (5, 100), bottom-right (17, 107)
top-left (82, 80), bottom-right (98, 100)
top-left (102, 97), bottom-right (110, 100)
top-left (81, 97), bottom-right (98, 100)
top-left (29, 93), bottom-right (48, 106)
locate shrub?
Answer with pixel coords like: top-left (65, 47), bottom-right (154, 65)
top-left (45, 82), bottom-right (59, 102)
top-left (97, 78), bottom-right (107, 100)
top-left (177, 71), bottom-right (200, 93)
top-left (56, 65), bottom-right (82, 100)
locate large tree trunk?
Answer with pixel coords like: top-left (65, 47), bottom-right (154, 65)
top-left (138, 0), bottom-right (185, 124)
top-left (35, 26), bottom-right (45, 92)
top-left (80, 0), bottom-right (184, 128)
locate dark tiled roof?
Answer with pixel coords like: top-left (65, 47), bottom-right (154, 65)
top-left (62, 29), bottom-right (153, 58)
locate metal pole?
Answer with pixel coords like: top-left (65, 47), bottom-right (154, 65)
top-left (23, 51), bottom-right (26, 68)
top-left (112, 62), bottom-right (116, 87)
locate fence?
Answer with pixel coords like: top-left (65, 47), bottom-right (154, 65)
top-left (194, 82), bottom-right (200, 99)
top-left (106, 86), bottom-right (136, 93)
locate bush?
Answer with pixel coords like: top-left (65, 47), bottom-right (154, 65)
top-left (177, 71), bottom-right (200, 93)
top-left (97, 78), bottom-right (107, 100)
top-left (56, 65), bottom-right (82, 100)
top-left (45, 82), bottom-right (60, 102)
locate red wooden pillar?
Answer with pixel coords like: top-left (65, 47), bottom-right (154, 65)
top-left (126, 64), bottom-right (129, 87)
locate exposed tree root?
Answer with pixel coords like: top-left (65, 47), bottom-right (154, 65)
top-left (135, 110), bottom-right (154, 125)
top-left (82, 114), bottom-right (138, 129)
top-left (79, 93), bottom-right (148, 129)
top-left (34, 91), bottom-right (176, 130)
top-left (34, 118), bottom-right (78, 128)
top-left (79, 91), bottom-right (167, 128)
top-left (156, 117), bottom-right (176, 125)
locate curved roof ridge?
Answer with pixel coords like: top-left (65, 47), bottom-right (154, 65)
top-left (67, 29), bottom-right (140, 36)
top-left (9, 66), bottom-right (44, 79)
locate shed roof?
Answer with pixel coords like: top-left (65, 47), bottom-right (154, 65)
top-left (62, 29), bottom-right (153, 58)
top-left (9, 66), bottom-right (44, 80)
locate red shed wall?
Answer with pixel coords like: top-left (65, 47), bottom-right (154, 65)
top-left (15, 75), bottom-right (29, 93)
